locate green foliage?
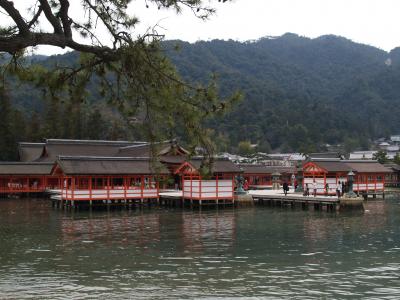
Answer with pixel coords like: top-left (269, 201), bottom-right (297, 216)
top-left (0, 86), bottom-right (18, 160)
top-left (238, 140), bottom-right (254, 156)
top-left (394, 153), bottom-right (400, 165)
top-left (5, 33), bottom-right (400, 157)
top-left (0, 0), bottom-right (237, 161)
top-left (165, 35), bottom-right (400, 152)
top-left (373, 150), bottom-right (389, 164)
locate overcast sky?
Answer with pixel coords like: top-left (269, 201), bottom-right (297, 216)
top-left (5, 0), bottom-right (400, 54)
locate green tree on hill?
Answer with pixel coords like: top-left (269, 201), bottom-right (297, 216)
top-left (0, 0), bottom-right (238, 159)
top-left (373, 150), bottom-right (389, 164)
top-left (238, 140), bottom-right (255, 156)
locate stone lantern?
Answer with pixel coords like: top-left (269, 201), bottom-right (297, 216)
top-left (346, 170), bottom-right (357, 198)
top-left (235, 167), bottom-right (246, 195)
top-left (272, 172), bottom-right (281, 190)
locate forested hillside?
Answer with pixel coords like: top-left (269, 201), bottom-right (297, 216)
top-left (165, 34), bottom-right (400, 153)
top-left (2, 33), bottom-right (400, 159)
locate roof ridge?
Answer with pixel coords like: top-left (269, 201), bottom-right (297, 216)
top-left (18, 142), bottom-right (46, 146)
top-left (118, 140), bottom-right (172, 150)
top-left (57, 156), bottom-right (152, 161)
top-left (46, 139), bottom-right (146, 145)
top-left (343, 160), bottom-right (379, 163)
top-left (310, 158), bottom-right (341, 161)
top-left (0, 162), bottom-right (53, 165)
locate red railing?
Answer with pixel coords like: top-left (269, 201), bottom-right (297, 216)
top-left (60, 175), bottom-right (160, 201)
top-left (182, 175), bottom-right (234, 200)
top-left (0, 176), bottom-right (62, 194)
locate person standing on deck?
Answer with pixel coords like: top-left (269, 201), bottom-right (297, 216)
top-left (304, 183), bottom-right (310, 196)
top-left (325, 183), bottom-right (329, 196)
top-left (283, 181), bottom-right (289, 196)
top-left (312, 181), bottom-right (317, 197)
top-left (342, 181), bottom-right (346, 196)
top-left (243, 180), bottom-right (249, 191)
top-left (336, 181), bottom-right (342, 198)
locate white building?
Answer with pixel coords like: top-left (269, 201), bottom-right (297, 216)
top-left (349, 151), bottom-right (377, 160)
top-left (390, 135), bottom-right (400, 143)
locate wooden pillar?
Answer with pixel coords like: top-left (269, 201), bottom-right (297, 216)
top-left (71, 177), bottom-right (75, 201)
top-left (216, 174), bottom-right (219, 204)
top-left (124, 177), bottom-right (127, 202)
top-left (141, 176), bottom-right (144, 203)
top-left (382, 173), bottom-right (385, 191)
top-left (107, 176), bottom-right (110, 201)
top-left (199, 176), bottom-right (202, 206)
top-left (89, 176), bottom-right (93, 206)
top-left (232, 175), bottom-right (235, 204)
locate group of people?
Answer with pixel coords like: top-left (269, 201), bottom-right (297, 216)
top-left (303, 181), bottom-right (347, 198)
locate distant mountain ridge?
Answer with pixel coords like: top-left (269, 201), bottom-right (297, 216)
top-left (164, 33), bottom-right (400, 152)
top-left (5, 33), bottom-right (400, 154)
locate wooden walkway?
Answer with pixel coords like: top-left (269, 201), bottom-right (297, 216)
top-left (249, 190), bottom-right (340, 211)
top-left (44, 189), bottom-right (371, 211)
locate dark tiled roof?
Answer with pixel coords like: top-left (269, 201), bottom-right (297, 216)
top-left (160, 155), bottom-right (187, 164)
top-left (384, 163), bottom-right (400, 172)
top-left (116, 144), bottom-right (158, 158)
top-left (189, 158), bottom-right (241, 173)
top-left (56, 156), bottom-right (169, 175)
top-left (307, 159), bottom-right (351, 172)
top-left (239, 164), bottom-right (295, 174)
top-left (0, 162), bottom-right (53, 175)
top-left (18, 143), bottom-right (45, 162)
top-left (116, 141), bottom-right (189, 158)
top-left (344, 161), bottom-right (392, 173)
top-left (37, 140), bottom-right (142, 162)
top-left (46, 139), bottom-right (144, 146)
top-left (308, 159), bottom-right (392, 173)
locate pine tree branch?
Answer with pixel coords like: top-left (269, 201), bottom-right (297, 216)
top-left (0, 0), bottom-right (29, 35)
top-left (59, 0), bottom-right (72, 38)
top-left (38, 0), bottom-right (63, 34)
top-left (0, 32), bottom-right (115, 58)
top-left (27, 5), bottom-right (43, 29)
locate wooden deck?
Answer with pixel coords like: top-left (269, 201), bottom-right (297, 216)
top-left (249, 190), bottom-right (339, 211)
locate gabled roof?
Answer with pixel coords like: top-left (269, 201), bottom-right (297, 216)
top-left (37, 139), bottom-right (142, 162)
top-left (115, 140), bottom-right (189, 158)
top-left (54, 156), bottom-right (168, 175)
top-left (304, 159), bottom-right (392, 173)
top-left (304, 159), bottom-right (350, 173)
top-left (175, 158), bottom-right (241, 174)
top-left (384, 163), bottom-right (400, 172)
top-left (0, 162), bottom-right (53, 175)
top-left (45, 139), bottom-right (145, 146)
top-left (159, 155), bottom-right (187, 164)
top-left (18, 143), bottom-right (45, 162)
top-left (343, 160), bottom-right (392, 173)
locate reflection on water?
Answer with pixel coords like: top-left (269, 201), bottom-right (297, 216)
top-left (1, 198), bottom-right (400, 298)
